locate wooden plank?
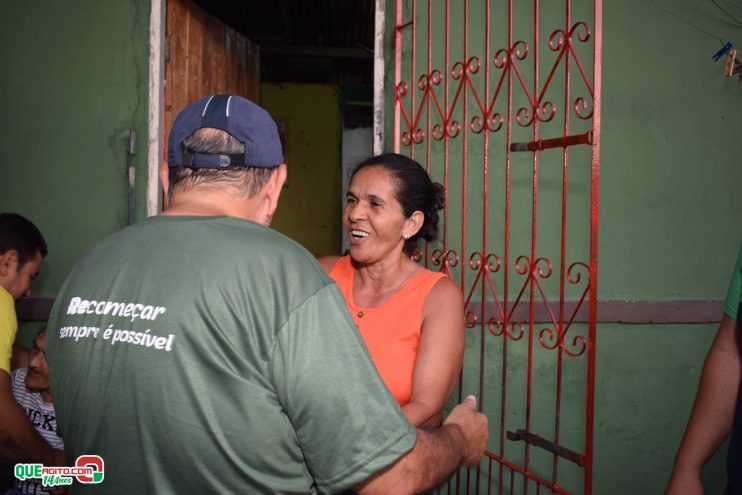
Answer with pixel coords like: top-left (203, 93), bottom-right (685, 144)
top-left (165, 0), bottom-right (189, 138)
top-left (228, 30), bottom-right (240, 97)
top-left (209, 18), bottom-right (227, 94)
top-left (234, 35), bottom-right (246, 98)
top-left (165, 0), bottom-right (261, 131)
top-left (225, 28), bottom-right (234, 93)
top-left (164, 0), bottom-right (173, 134)
top-left (186, 1), bottom-right (204, 104)
top-left (245, 37), bottom-right (260, 102)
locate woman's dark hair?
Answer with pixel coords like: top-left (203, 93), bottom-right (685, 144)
top-left (352, 153), bottom-right (445, 256)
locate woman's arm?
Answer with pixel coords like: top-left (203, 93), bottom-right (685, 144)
top-left (402, 277), bottom-right (465, 428)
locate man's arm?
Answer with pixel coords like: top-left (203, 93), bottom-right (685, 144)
top-left (665, 314), bottom-right (740, 494)
top-left (0, 370), bottom-right (62, 465)
top-left (355, 396), bottom-right (488, 495)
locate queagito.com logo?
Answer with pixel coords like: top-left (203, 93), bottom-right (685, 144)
top-left (15, 454), bottom-right (104, 487)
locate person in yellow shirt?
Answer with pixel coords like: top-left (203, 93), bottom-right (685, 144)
top-left (0, 213), bottom-right (62, 469)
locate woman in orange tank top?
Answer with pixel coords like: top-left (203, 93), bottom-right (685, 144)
top-left (319, 154), bottom-right (464, 428)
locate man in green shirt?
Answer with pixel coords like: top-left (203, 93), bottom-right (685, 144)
top-left (47, 94), bottom-right (488, 494)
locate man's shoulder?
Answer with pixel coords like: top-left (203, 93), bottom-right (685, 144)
top-left (192, 217), bottom-right (323, 272)
top-left (0, 286), bottom-right (16, 332)
top-left (86, 216), bottom-right (315, 264)
top-left (0, 286), bottom-right (14, 309)
top-left (76, 215), bottom-right (330, 298)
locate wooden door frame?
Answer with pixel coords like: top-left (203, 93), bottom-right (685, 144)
top-left (147, 0), bottom-right (165, 217)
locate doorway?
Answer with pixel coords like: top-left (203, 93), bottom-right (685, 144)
top-left (163, 0), bottom-right (376, 256)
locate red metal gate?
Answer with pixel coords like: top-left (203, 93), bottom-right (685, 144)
top-left (391, 0), bottom-right (601, 493)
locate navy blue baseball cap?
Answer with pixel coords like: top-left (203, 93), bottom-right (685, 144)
top-left (167, 94), bottom-right (284, 169)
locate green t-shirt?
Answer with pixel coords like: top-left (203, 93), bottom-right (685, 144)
top-left (725, 243), bottom-right (742, 320)
top-left (47, 216), bottom-right (415, 494)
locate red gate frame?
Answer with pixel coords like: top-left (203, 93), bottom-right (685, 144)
top-left (391, 1), bottom-right (602, 493)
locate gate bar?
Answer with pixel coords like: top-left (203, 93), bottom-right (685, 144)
top-left (487, 451), bottom-right (573, 495)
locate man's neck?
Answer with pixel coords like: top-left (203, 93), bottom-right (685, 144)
top-left (163, 191), bottom-right (265, 224)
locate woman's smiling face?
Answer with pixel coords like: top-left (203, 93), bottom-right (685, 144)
top-left (343, 166), bottom-right (409, 265)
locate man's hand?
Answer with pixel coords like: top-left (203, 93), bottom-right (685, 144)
top-left (355, 395), bottom-right (489, 495)
top-left (443, 395), bottom-right (489, 466)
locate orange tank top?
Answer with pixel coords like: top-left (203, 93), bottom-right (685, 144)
top-left (329, 256), bottom-right (446, 405)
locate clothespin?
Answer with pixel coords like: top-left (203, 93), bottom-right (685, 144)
top-left (712, 40), bottom-right (734, 62)
top-left (732, 57), bottom-right (742, 82)
top-left (725, 48), bottom-right (737, 76)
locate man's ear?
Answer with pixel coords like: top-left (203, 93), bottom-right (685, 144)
top-left (159, 162), bottom-right (170, 210)
top-left (267, 164), bottom-right (287, 204)
top-left (0, 250), bottom-right (19, 277)
top-left (159, 162), bottom-right (170, 201)
top-left (262, 164), bottom-right (288, 225)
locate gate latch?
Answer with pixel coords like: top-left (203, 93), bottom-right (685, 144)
top-left (506, 429), bottom-right (586, 467)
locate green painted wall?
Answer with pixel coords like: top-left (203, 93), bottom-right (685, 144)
top-left (385, 0), bottom-right (742, 492)
top-left (593, 324), bottom-right (725, 494)
top-left (261, 83), bottom-right (342, 256)
top-left (601, 2), bottom-right (742, 301)
top-left (595, 4), bottom-right (741, 489)
top-left (0, 1), bottom-right (151, 343)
